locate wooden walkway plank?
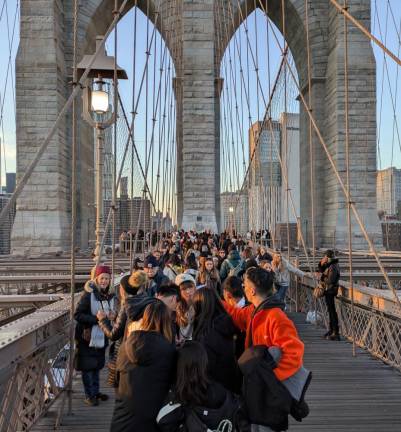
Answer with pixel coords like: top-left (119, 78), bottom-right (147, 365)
top-left (33, 312), bottom-right (401, 431)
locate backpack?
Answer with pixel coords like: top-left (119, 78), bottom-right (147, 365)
top-left (157, 390), bottom-right (249, 432)
top-left (227, 260), bottom-right (243, 277)
top-left (186, 391), bottom-right (248, 432)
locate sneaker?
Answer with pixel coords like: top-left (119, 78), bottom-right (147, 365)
top-left (328, 333), bottom-right (341, 341)
top-left (84, 397), bottom-right (99, 406)
top-left (96, 393), bottom-right (109, 401)
top-left (323, 331), bottom-right (331, 339)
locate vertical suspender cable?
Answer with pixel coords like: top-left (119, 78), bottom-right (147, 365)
top-left (68, 0), bottom-right (79, 416)
top-left (305, 0), bottom-right (319, 322)
top-left (130, 1), bottom-right (138, 273)
top-left (343, 0), bottom-right (356, 356)
top-left (111, 0), bottom-right (119, 289)
top-left (281, 0), bottom-right (290, 258)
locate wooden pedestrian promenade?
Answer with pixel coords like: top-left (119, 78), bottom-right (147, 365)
top-left (33, 313), bottom-right (401, 432)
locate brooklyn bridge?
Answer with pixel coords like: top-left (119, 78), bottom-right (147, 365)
top-left (1, 0), bottom-right (401, 431)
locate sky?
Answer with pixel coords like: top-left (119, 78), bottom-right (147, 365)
top-left (0, 0), bottom-right (400, 192)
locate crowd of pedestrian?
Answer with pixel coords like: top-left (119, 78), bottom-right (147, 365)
top-left (74, 230), bottom-right (341, 431)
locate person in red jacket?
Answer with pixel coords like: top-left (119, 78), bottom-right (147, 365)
top-left (224, 266), bottom-right (304, 382)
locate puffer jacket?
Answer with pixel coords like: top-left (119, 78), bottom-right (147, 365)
top-left (220, 250), bottom-right (244, 281)
top-left (74, 281), bottom-right (115, 371)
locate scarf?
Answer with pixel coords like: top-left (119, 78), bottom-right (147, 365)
top-left (89, 291), bottom-right (115, 348)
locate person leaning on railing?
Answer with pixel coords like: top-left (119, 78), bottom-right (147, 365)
top-left (317, 250), bottom-right (341, 341)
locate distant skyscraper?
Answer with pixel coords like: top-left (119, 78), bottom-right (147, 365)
top-left (248, 119), bottom-right (281, 233)
top-left (377, 167), bottom-right (401, 217)
top-left (221, 191), bottom-right (248, 235)
top-left (6, 173), bottom-right (16, 194)
top-left (120, 176), bottom-right (128, 198)
top-left (0, 193), bottom-right (16, 254)
top-left (279, 113), bottom-right (300, 224)
top-left (248, 113), bottom-right (300, 233)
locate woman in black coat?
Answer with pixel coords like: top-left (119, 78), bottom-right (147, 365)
top-left (74, 265), bottom-right (115, 406)
top-left (192, 287), bottom-right (241, 394)
top-left (110, 301), bottom-right (176, 432)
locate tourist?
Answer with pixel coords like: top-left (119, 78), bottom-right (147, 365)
top-left (74, 265), bottom-right (116, 406)
top-left (110, 301), bottom-right (176, 432)
top-left (256, 246), bottom-right (272, 263)
top-left (216, 248), bottom-right (226, 270)
top-left (317, 250), bottom-right (341, 341)
top-left (224, 267), bottom-right (309, 430)
top-left (271, 252), bottom-right (305, 303)
top-left (163, 254), bottom-right (184, 282)
top-left (196, 256), bottom-right (221, 295)
top-left (192, 287), bottom-right (240, 392)
top-left (97, 271), bottom-right (154, 342)
top-left (119, 231), bottom-right (127, 254)
top-left (143, 255), bottom-right (170, 296)
top-left (219, 244), bottom-right (245, 281)
top-left (157, 341), bottom-right (249, 432)
top-left (175, 273), bottom-right (196, 342)
top-left (242, 246), bottom-right (259, 272)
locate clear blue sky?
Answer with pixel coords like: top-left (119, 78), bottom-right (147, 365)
top-left (0, 0), bottom-right (400, 190)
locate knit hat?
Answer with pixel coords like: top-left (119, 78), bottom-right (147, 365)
top-left (120, 271), bottom-right (148, 296)
top-left (144, 255), bottom-right (159, 268)
top-left (175, 273), bottom-right (196, 286)
top-left (94, 265), bottom-right (111, 278)
top-left (128, 270), bottom-right (148, 288)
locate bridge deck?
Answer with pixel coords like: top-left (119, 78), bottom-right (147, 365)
top-left (32, 313), bottom-right (401, 431)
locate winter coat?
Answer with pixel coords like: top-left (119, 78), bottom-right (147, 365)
top-left (257, 252), bottom-right (273, 263)
top-left (220, 250), bottom-right (244, 281)
top-left (318, 258), bottom-right (341, 295)
top-left (224, 297), bottom-right (304, 381)
top-left (110, 331), bottom-right (176, 432)
top-left (193, 313), bottom-right (241, 394)
top-left (74, 281), bottom-right (115, 372)
top-left (273, 258), bottom-right (305, 286)
top-left (98, 295), bottom-right (157, 341)
top-left (238, 346), bottom-right (293, 431)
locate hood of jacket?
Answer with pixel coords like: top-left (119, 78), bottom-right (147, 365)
top-left (84, 279), bottom-right (110, 300)
top-left (125, 330), bottom-right (168, 366)
top-left (126, 295), bottom-right (157, 322)
top-left (227, 250), bottom-right (241, 263)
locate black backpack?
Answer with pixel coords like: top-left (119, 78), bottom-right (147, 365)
top-left (186, 391), bottom-right (249, 432)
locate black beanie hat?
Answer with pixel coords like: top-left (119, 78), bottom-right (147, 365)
top-left (120, 275), bottom-right (139, 296)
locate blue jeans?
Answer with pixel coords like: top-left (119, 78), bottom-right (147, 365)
top-left (276, 283), bottom-right (289, 302)
top-left (82, 370), bottom-right (100, 399)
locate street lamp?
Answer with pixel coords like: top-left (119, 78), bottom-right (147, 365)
top-left (229, 206), bottom-right (234, 237)
top-left (77, 36), bottom-right (128, 263)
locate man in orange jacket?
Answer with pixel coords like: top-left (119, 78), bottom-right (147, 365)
top-left (224, 266), bottom-right (304, 382)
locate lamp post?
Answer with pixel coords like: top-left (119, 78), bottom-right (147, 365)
top-left (229, 206), bottom-right (234, 237)
top-left (77, 36), bottom-right (127, 263)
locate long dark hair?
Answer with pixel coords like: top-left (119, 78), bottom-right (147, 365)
top-left (141, 301), bottom-right (173, 343)
top-left (192, 287), bottom-right (227, 339)
top-left (175, 341), bottom-right (210, 405)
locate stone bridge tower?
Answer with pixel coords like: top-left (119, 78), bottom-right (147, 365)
top-left (12, 0), bottom-right (381, 255)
